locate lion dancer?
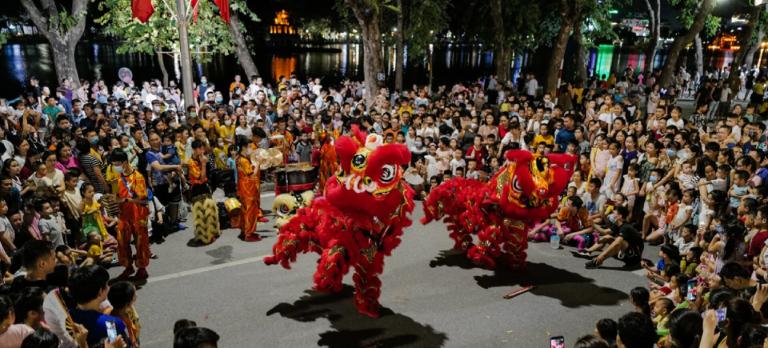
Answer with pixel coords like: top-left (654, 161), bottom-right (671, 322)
top-left (423, 150), bottom-right (576, 270)
top-left (188, 140), bottom-right (220, 246)
top-left (265, 126), bottom-right (415, 317)
top-left (238, 137), bottom-right (265, 242)
top-left (112, 149), bottom-right (151, 280)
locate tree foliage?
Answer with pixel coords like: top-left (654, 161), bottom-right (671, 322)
top-left (670, 0), bottom-right (720, 37)
top-left (331, 0), bottom-right (449, 61)
top-left (580, 0), bottom-right (622, 47)
top-left (402, 0), bottom-right (450, 58)
top-left (96, 0), bottom-right (258, 60)
top-left (457, 0), bottom-right (546, 52)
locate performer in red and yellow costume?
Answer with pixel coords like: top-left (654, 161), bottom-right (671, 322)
top-left (112, 149), bottom-right (151, 280)
top-left (265, 126), bottom-right (414, 318)
top-left (188, 140), bottom-right (220, 245)
top-left (237, 137), bottom-right (264, 242)
top-left (422, 150), bottom-right (576, 269)
top-left (316, 131), bottom-right (338, 193)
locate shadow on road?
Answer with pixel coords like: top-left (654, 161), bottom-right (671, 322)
top-left (266, 286), bottom-right (448, 348)
top-left (205, 245), bottom-right (234, 265)
top-left (429, 249), bottom-right (628, 308)
top-left (428, 249), bottom-right (476, 269)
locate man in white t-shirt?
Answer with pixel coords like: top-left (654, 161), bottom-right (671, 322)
top-left (525, 74), bottom-right (539, 98)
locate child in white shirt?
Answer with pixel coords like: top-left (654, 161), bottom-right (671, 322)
top-left (449, 149), bottom-right (466, 177)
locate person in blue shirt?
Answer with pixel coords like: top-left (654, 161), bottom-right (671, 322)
top-left (555, 114), bottom-right (576, 153)
top-left (69, 265), bottom-right (129, 347)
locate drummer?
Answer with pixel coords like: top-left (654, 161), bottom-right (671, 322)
top-left (270, 117), bottom-right (294, 163)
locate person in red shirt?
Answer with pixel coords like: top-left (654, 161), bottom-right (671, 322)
top-left (464, 136), bottom-right (486, 167)
top-left (747, 206), bottom-right (768, 259)
top-left (497, 114), bottom-right (509, 140)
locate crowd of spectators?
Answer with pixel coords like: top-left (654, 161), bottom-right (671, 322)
top-left (0, 61), bottom-right (766, 347)
top-left (559, 66), bottom-right (768, 348)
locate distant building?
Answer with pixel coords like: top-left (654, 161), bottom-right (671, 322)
top-left (269, 10), bottom-right (296, 36)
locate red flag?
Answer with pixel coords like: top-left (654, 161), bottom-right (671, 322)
top-left (214, 0), bottom-right (230, 24)
top-left (131, 0), bottom-right (154, 23)
top-left (191, 0), bottom-right (199, 23)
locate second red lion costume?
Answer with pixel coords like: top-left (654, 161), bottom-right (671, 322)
top-left (265, 126), bottom-right (414, 318)
top-left (422, 150), bottom-right (576, 269)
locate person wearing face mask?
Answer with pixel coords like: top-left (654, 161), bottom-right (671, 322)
top-left (229, 75), bottom-right (245, 98)
top-left (217, 114), bottom-right (236, 146)
top-left (230, 94), bottom-right (242, 109)
top-left (111, 149), bottom-right (151, 280)
top-left (150, 101), bottom-right (163, 120)
top-left (410, 136), bottom-right (427, 163)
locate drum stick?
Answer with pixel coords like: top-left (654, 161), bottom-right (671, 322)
top-left (503, 285), bottom-right (534, 299)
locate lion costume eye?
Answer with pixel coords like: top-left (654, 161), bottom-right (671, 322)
top-left (380, 165), bottom-right (396, 183)
top-left (352, 154), bottom-right (367, 169)
top-left (512, 177), bottom-right (522, 192)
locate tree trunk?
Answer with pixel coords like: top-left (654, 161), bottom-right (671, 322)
top-left (157, 51), bottom-right (169, 87)
top-left (745, 27), bottom-right (765, 70)
top-left (489, 0), bottom-right (509, 82)
top-left (228, 12), bottom-right (260, 80)
top-left (573, 22), bottom-right (587, 85)
top-left (50, 40), bottom-right (80, 88)
top-left (20, 0), bottom-right (87, 89)
top-left (546, 21), bottom-right (573, 95)
top-left (735, 5), bottom-right (762, 68)
top-left (643, 0), bottom-right (660, 75)
top-left (395, 0), bottom-right (405, 92)
top-left (694, 34), bottom-right (704, 78)
top-left (644, 44), bottom-right (659, 76)
top-left (347, 0), bottom-right (384, 108)
top-left (659, 0), bottom-right (716, 87)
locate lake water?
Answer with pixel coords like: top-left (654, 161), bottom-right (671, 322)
top-left (0, 42), bottom-right (503, 98)
top-left (0, 41), bottom-right (734, 99)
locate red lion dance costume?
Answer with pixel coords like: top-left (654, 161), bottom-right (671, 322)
top-left (264, 126), bottom-right (415, 318)
top-left (422, 150), bottom-right (576, 269)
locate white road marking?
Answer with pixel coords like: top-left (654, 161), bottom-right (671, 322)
top-left (147, 254), bottom-right (270, 284)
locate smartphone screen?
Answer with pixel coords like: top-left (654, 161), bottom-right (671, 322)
top-left (105, 321), bottom-right (117, 343)
top-left (550, 336), bottom-right (565, 348)
top-left (716, 308), bottom-right (727, 324)
top-left (686, 279), bottom-right (697, 301)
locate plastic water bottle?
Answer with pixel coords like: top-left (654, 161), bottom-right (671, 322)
top-left (550, 234), bottom-right (560, 249)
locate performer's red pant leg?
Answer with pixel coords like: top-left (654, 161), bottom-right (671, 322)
top-left (117, 204), bottom-right (150, 269)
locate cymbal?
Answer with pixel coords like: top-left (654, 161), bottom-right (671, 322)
top-left (266, 148), bottom-right (284, 167)
top-left (252, 148), bottom-right (284, 169)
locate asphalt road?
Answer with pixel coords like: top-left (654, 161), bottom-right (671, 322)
top-left (120, 192), bottom-right (652, 348)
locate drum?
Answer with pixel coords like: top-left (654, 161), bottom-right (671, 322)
top-left (224, 197), bottom-right (242, 213)
top-left (275, 166), bottom-right (318, 194)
